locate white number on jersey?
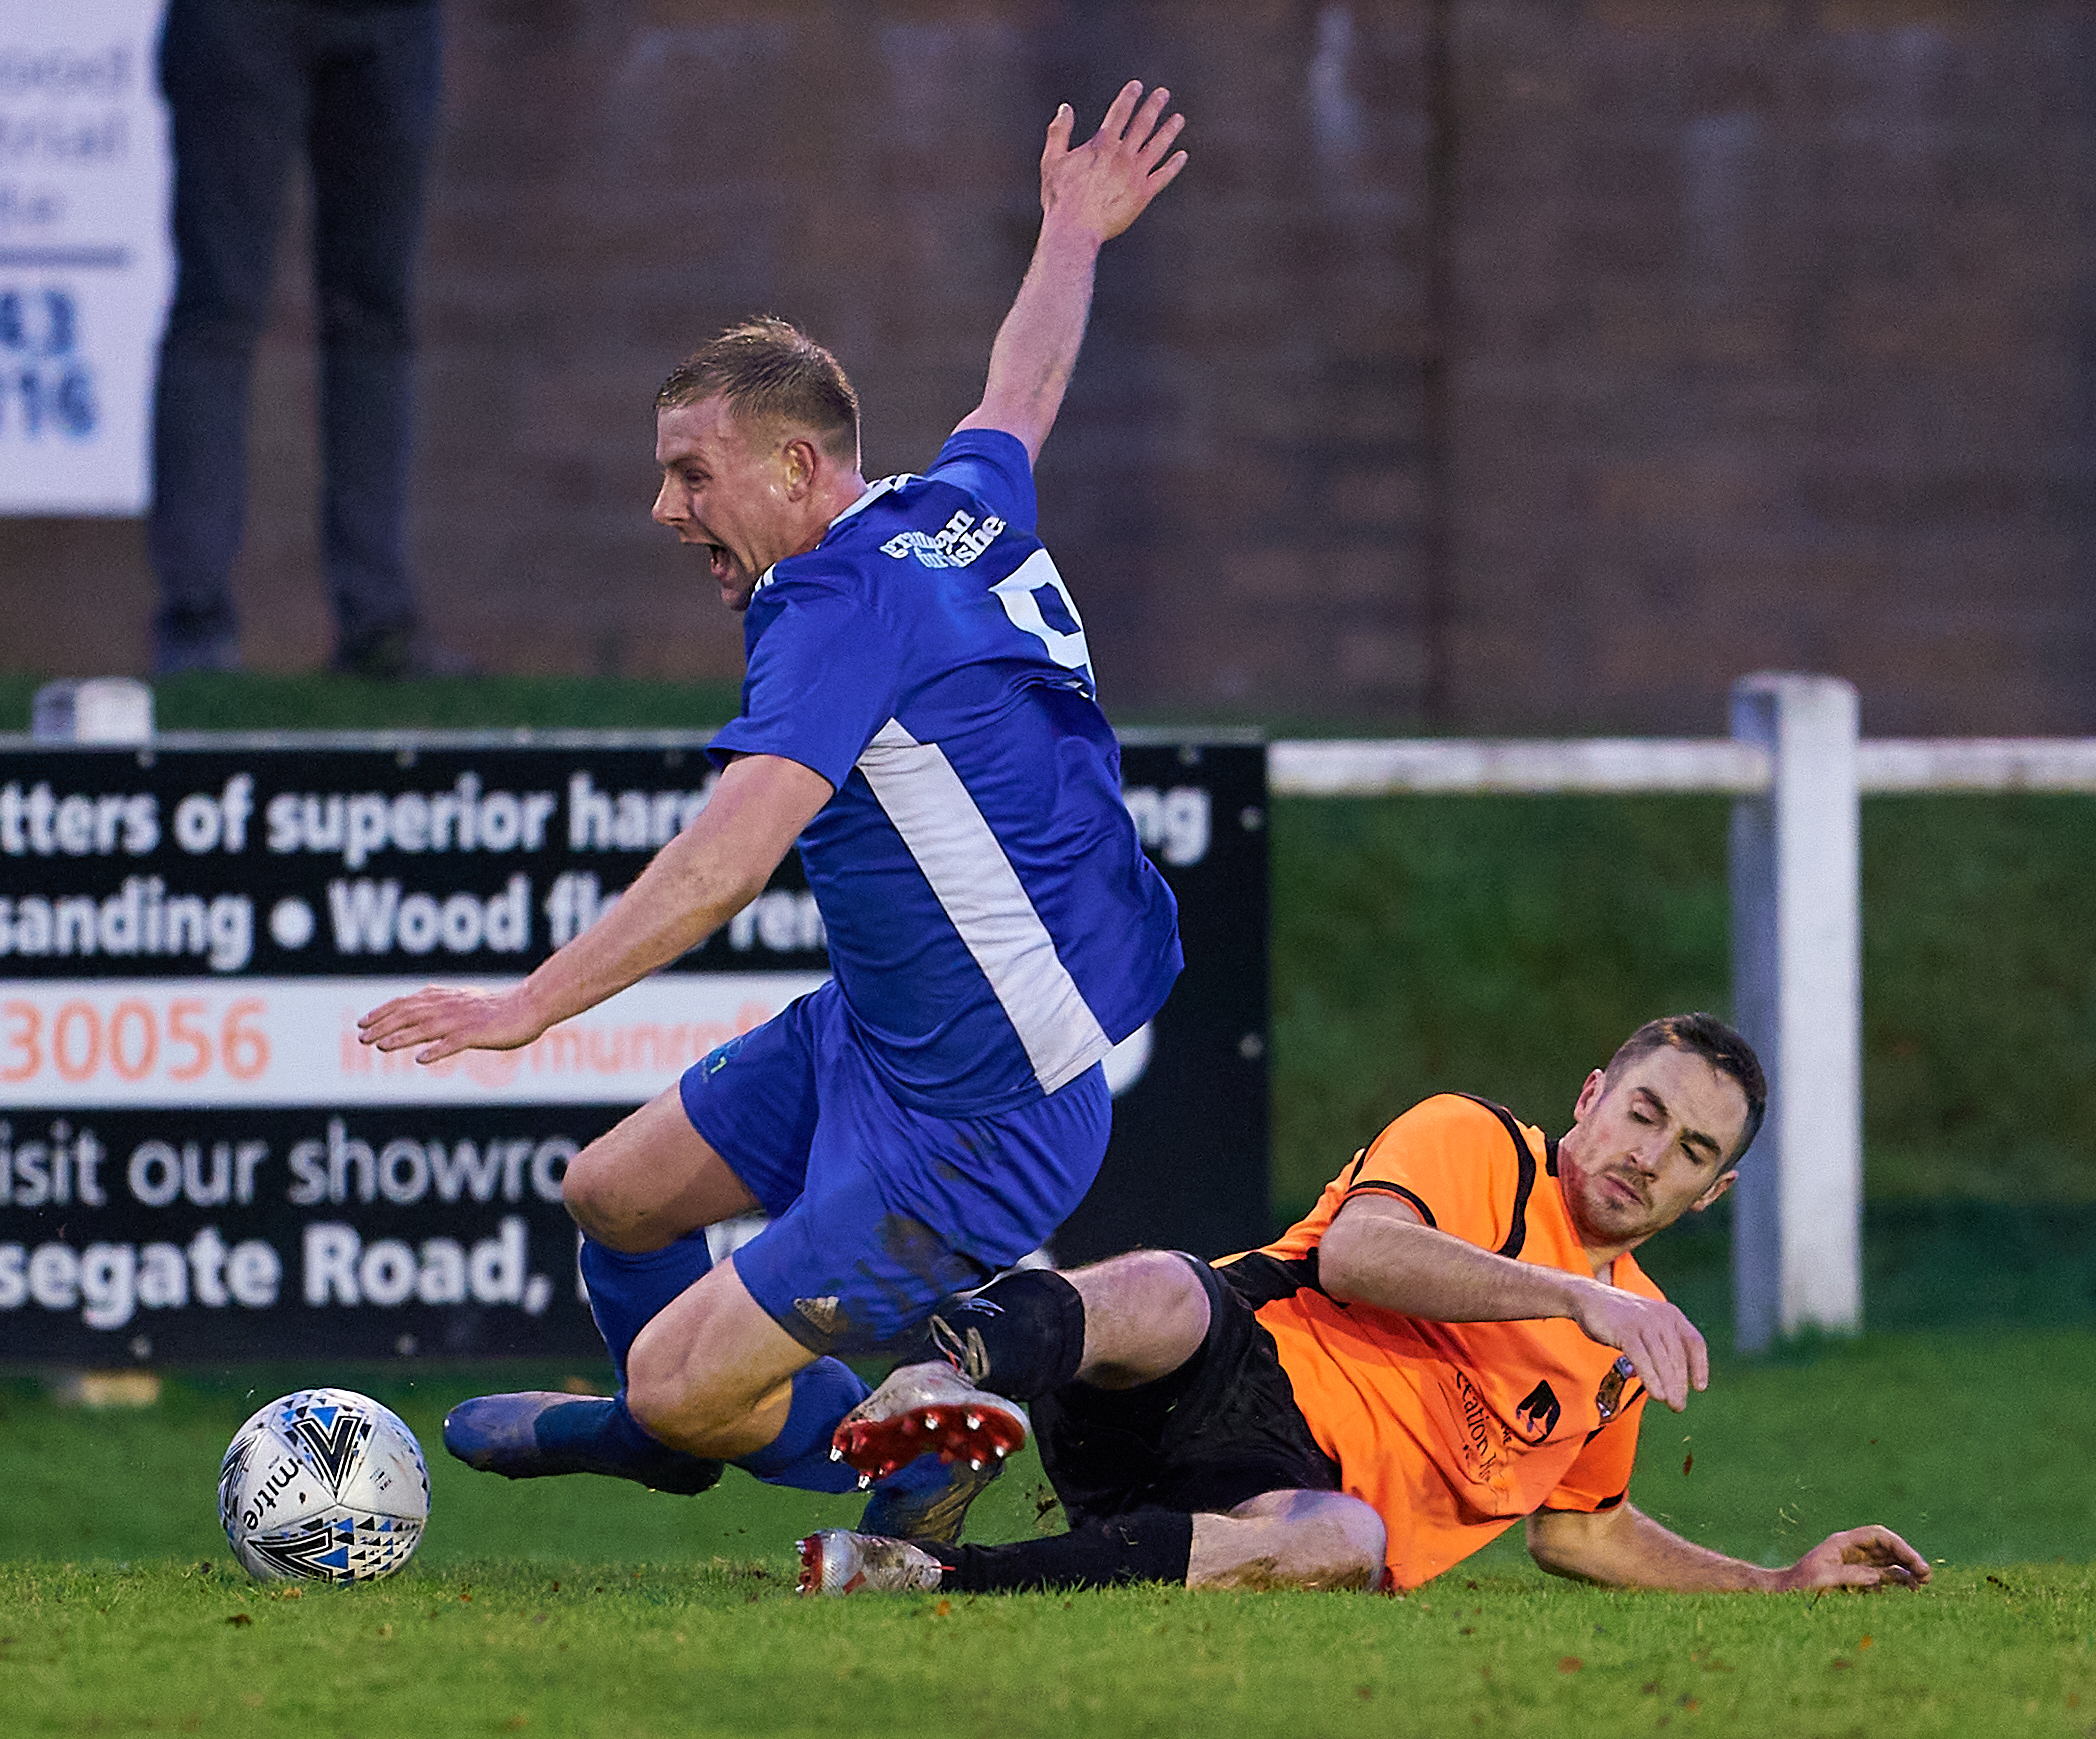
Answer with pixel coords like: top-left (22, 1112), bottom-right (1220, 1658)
top-left (991, 549), bottom-right (1094, 683)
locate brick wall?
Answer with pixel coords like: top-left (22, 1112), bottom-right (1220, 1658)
top-left (3, 0), bottom-right (2091, 732)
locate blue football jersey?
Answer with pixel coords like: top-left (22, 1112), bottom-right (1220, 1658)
top-left (707, 429), bottom-right (1183, 1115)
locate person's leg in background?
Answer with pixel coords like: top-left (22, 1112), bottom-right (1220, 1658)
top-left (148, 0), bottom-right (310, 673)
top-left (306, 1), bottom-right (445, 676)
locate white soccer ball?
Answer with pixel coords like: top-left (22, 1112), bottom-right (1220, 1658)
top-left (218, 1387), bottom-right (430, 1583)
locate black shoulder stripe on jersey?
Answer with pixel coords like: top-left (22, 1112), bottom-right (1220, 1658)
top-left (1536, 1490), bottom-right (1630, 1516)
top-left (1454, 1093), bottom-right (1537, 1260)
top-left (1344, 1149), bottom-right (1370, 1188)
top-left (1218, 1249), bottom-right (1326, 1311)
top-left (1545, 1134), bottom-right (1560, 1177)
top-left (1343, 1181), bottom-right (1436, 1228)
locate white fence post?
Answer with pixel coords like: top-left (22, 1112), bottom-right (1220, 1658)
top-left (1728, 673), bottom-right (1862, 1352)
top-left (31, 678), bottom-right (154, 744)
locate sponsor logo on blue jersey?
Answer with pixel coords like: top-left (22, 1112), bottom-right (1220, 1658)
top-left (880, 508), bottom-right (1007, 568)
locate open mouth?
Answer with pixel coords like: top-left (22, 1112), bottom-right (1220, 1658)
top-left (704, 543), bottom-right (735, 585)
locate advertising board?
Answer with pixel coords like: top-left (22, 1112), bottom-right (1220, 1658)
top-left (0, 733), bottom-right (1268, 1362)
top-left (1, 0), bottom-right (172, 514)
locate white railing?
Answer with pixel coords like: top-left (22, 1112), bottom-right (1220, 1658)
top-left (1271, 732), bottom-right (2096, 797)
top-left (38, 678), bottom-right (2091, 1352)
top-left (1275, 674), bottom-right (2096, 1352)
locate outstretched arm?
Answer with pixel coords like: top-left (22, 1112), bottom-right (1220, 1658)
top-left (1528, 1504), bottom-right (1930, 1593)
top-left (357, 754), bottom-right (832, 1062)
top-left (1319, 1192), bottom-right (1713, 1411)
top-left (953, 80), bottom-right (1188, 462)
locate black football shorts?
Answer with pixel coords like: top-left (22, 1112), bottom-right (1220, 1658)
top-left (1032, 1253), bottom-right (1342, 1524)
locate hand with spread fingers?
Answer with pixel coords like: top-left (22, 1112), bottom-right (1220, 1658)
top-left (357, 983), bottom-right (545, 1066)
top-left (1777, 1525), bottom-right (1933, 1592)
top-left (1039, 80), bottom-right (1188, 245)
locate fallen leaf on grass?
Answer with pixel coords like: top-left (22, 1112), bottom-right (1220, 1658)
top-left (459, 1592), bottom-right (474, 1603)
top-left (1857, 1635), bottom-right (1873, 1650)
top-left (1640, 1682), bottom-right (1660, 1695)
top-left (1831, 1659), bottom-right (1852, 1670)
top-left (225, 1613), bottom-right (251, 1628)
top-left (1682, 1452), bottom-right (1693, 1476)
top-left (934, 1599), bottom-right (952, 1617)
top-left (1355, 1685), bottom-right (1373, 1700)
top-left (1558, 1656), bottom-right (1583, 1673)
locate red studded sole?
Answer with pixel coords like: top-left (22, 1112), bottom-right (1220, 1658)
top-left (830, 1403), bottom-right (1028, 1482)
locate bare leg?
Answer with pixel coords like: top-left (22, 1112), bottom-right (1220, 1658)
top-left (806, 1488), bottom-right (1388, 1596)
top-left (1188, 1491), bottom-right (1388, 1592)
top-left (835, 1249), bottom-right (1214, 1484)
top-left (454, 1090), bottom-right (828, 1486)
top-left (562, 1084), bottom-right (761, 1253)
top-left (1065, 1250), bottom-right (1213, 1390)
top-left (624, 1254), bottom-right (814, 1459)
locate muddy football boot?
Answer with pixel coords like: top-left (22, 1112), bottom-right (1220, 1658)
top-left (858, 1450), bottom-right (1006, 1545)
top-left (829, 1361), bottom-right (1029, 1485)
top-left (797, 1530), bottom-right (946, 1596)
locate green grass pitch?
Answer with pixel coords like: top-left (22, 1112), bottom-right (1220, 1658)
top-left (7, 677), bottom-right (2096, 1732)
top-left (8, 1330), bottom-right (2096, 1736)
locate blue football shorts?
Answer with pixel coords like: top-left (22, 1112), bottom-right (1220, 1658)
top-left (678, 980), bottom-right (1112, 1356)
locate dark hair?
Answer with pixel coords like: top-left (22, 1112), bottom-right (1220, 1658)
top-left (655, 317), bottom-right (860, 464)
top-left (1604, 1013), bottom-right (1766, 1160)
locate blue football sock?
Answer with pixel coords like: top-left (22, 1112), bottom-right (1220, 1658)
top-left (735, 1358), bottom-right (871, 1494)
top-left (562, 1232), bottom-right (722, 1488)
top-left (529, 1392), bottom-right (723, 1495)
top-left (579, 1231), bottom-right (714, 1383)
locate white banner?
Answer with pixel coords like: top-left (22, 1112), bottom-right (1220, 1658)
top-left (0, 0), bottom-right (171, 514)
top-left (0, 972), bottom-right (832, 1108)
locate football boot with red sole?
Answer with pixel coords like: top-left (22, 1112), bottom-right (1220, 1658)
top-left (829, 1360), bottom-right (1028, 1484)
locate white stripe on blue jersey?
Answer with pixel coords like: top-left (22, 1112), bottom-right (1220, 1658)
top-left (855, 717), bottom-right (1113, 1095)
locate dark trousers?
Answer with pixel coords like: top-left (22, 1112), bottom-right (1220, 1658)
top-left (149, 0), bottom-right (440, 669)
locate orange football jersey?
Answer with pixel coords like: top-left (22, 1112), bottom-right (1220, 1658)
top-left (1219, 1093), bottom-right (1654, 1590)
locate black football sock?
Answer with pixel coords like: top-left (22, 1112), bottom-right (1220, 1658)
top-left (931, 1509), bottom-right (1195, 1593)
top-left (929, 1268), bottom-right (1086, 1400)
